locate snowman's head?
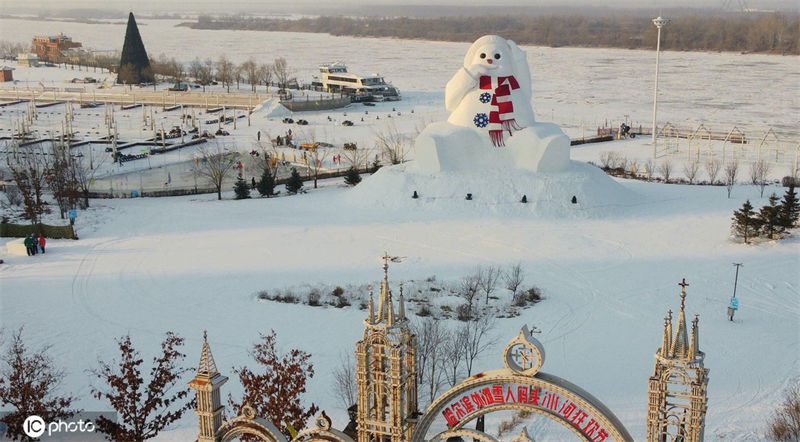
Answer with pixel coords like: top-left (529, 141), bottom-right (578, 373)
top-left (464, 35), bottom-right (518, 76)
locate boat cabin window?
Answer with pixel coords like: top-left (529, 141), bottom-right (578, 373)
top-left (361, 77), bottom-right (385, 86)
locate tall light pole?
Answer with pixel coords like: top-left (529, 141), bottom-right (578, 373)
top-left (652, 16), bottom-right (669, 157)
top-left (729, 262), bottom-right (743, 321)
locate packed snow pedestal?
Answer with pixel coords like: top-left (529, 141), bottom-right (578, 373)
top-left (414, 121), bottom-right (570, 173)
top-left (414, 34), bottom-right (570, 173)
top-left (349, 34), bottom-right (636, 215)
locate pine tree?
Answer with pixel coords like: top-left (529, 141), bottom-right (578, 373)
top-left (256, 167), bottom-right (277, 197)
top-left (344, 167), bottom-right (362, 186)
top-left (732, 200), bottom-right (762, 244)
top-left (779, 183), bottom-right (799, 230)
top-left (0, 328), bottom-right (77, 441)
top-left (117, 12), bottom-right (154, 84)
top-left (759, 193), bottom-right (784, 239)
top-left (90, 333), bottom-right (193, 441)
top-left (233, 174), bottom-right (251, 199)
top-left (285, 168), bottom-right (304, 194)
top-left (229, 331), bottom-right (319, 437)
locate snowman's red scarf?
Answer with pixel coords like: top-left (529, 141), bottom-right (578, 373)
top-left (480, 75), bottom-right (522, 146)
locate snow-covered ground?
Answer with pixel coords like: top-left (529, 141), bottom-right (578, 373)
top-left (1, 16), bottom-right (799, 442)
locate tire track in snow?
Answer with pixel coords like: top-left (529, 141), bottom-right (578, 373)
top-left (70, 238), bottom-right (128, 329)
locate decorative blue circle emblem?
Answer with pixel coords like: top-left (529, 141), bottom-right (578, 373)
top-left (479, 92), bottom-right (491, 103)
top-left (473, 113), bottom-right (489, 128)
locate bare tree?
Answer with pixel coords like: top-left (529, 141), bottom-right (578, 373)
top-left (725, 160), bottom-right (739, 198)
top-left (188, 58), bottom-right (203, 84)
top-left (628, 159), bottom-right (639, 176)
top-left (658, 159), bottom-right (673, 182)
top-left (460, 315), bottom-right (495, 377)
top-left (599, 151), bottom-right (620, 170)
top-left (239, 59), bottom-right (259, 92)
top-left (0, 328), bottom-right (77, 441)
top-left (72, 144), bottom-right (107, 209)
top-left (297, 129), bottom-right (331, 189)
top-left (331, 352), bottom-right (357, 410)
top-left (167, 58), bottom-right (184, 83)
top-left (617, 156), bottom-right (628, 174)
top-left (216, 55), bottom-right (235, 93)
top-left (442, 327), bottom-right (467, 388)
top-left (307, 146), bottom-right (331, 189)
top-left (273, 57), bottom-right (293, 92)
top-left (750, 159), bottom-right (772, 197)
top-left (644, 158), bottom-right (656, 181)
top-left (458, 272), bottom-right (481, 321)
top-left (259, 63), bottom-right (273, 92)
top-left (413, 318), bottom-right (447, 405)
top-left (705, 158), bottom-right (721, 184)
top-left (340, 142), bottom-right (369, 172)
top-left (374, 123), bottom-right (411, 165)
top-left (233, 63), bottom-right (243, 90)
top-left (477, 265), bottom-right (501, 304)
top-left (768, 380), bottom-right (800, 441)
top-left (683, 160), bottom-right (700, 184)
top-left (5, 141), bottom-right (49, 223)
top-left (504, 263), bottom-right (525, 300)
top-left (197, 58), bottom-right (215, 92)
top-left (47, 141), bottom-right (80, 219)
top-left (193, 143), bottom-right (239, 200)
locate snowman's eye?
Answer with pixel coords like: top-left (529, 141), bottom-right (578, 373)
top-left (479, 53), bottom-right (486, 59)
top-left (494, 53), bottom-right (501, 60)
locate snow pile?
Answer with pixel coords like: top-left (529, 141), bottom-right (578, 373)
top-left (346, 161), bottom-right (639, 219)
top-left (250, 97), bottom-right (292, 119)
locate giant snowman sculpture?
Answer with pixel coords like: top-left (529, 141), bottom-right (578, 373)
top-left (415, 35), bottom-right (571, 173)
top-left (348, 35), bottom-right (635, 214)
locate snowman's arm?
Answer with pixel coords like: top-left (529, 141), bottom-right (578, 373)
top-left (445, 67), bottom-right (479, 113)
top-left (509, 40), bottom-right (532, 99)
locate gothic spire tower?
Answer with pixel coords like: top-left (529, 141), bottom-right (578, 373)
top-left (189, 331), bottom-right (229, 442)
top-left (646, 279), bottom-right (709, 442)
top-left (355, 253), bottom-right (418, 442)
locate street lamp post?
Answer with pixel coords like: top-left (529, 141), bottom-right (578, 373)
top-left (652, 16), bottom-right (669, 158)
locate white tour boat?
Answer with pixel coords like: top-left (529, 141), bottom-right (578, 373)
top-left (311, 62), bottom-right (400, 102)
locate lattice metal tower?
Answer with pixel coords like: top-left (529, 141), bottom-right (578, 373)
top-left (646, 279), bottom-right (709, 442)
top-left (355, 253), bottom-right (418, 442)
top-left (189, 331), bottom-right (229, 442)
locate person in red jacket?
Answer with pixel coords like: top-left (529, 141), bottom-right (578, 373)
top-left (38, 233), bottom-right (46, 254)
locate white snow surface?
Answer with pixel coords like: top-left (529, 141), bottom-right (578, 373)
top-left (250, 97), bottom-right (292, 119)
top-left (0, 16), bottom-right (798, 442)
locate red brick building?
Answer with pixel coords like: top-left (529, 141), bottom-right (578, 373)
top-left (1, 67), bottom-right (13, 82)
top-left (32, 33), bottom-right (82, 63)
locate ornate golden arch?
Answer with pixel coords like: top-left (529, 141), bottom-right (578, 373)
top-left (217, 406), bottom-right (355, 442)
top-left (293, 413), bottom-right (353, 442)
top-left (411, 326), bottom-right (633, 442)
top-left (217, 404), bottom-right (288, 442)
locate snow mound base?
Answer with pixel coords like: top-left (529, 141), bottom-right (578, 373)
top-left (251, 97), bottom-right (291, 118)
top-left (345, 160), bottom-right (640, 218)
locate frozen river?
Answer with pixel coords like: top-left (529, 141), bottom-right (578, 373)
top-left (1, 17), bottom-right (798, 136)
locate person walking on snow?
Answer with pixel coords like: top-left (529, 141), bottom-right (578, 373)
top-left (38, 233), bottom-right (46, 254)
top-left (24, 234), bottom-right (33, 256)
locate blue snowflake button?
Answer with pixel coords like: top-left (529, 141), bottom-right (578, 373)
top-left (473, 113), bottom-right (489, 128)
top-left (479, 92), bottom-right (491, 103)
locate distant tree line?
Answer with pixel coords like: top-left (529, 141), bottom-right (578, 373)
top-left (181, 12), bottom-right (799, 55)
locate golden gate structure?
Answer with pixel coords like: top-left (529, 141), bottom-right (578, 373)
top-left (187, 258), bottom-right (711, 441)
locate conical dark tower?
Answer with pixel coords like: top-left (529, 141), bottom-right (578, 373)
top-left (117, 12), bottom-right (154, 84)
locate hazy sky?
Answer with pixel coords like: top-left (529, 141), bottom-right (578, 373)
top-left (1, 0), bottom-right (791, 13)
